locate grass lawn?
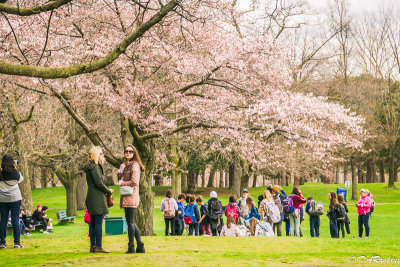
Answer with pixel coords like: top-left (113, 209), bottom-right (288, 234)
top-left (2, 182), bottom-right (400, 266)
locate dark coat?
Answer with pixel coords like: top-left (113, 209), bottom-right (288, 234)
top-left (84, 161), bottom-right (111, 215)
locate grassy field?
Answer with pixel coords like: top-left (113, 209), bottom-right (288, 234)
top-left (2, 182), bottom-right (400, 266)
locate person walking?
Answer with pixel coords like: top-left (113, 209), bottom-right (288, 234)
top-left (0, 154), bottom-right (24, 249)
top-left (84, 146), bottom-right (114, 253)
top-left (356, 189), bottom-right (373, 238)
top-left (118, 145), bottom-right (146, 253)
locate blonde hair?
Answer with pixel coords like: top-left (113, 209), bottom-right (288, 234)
top-left (263, 190), bottom-right (272, 202)
top-left (89, 146), bottom-right (103, 165)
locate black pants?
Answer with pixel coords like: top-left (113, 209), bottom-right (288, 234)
top-left (174, 218), bottom-right (183, 235)
top-left (125, 208), bottom-right (143, 249)
top-left (188, 223), bottom-right (199, 236)
top-left (358, 213), bottom-right (370, 238)
top-left (338, 220), bottom-right (346, 238)
top-left (164, 217), bottom-right (175, 236)
top-left (329, 217), bottom-right (339, 238)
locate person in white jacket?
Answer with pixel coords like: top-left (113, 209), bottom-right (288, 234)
top-left (220, 216), bottom-right (243, 236)
top-left (0, 154), bottom-right (24, 249)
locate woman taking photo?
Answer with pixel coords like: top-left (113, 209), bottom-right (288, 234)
top-left (84, 146), bottom-right (113, 253)
top-left (118, 145), bottom-right (145, 253)
top-left (0, 154), bottom-right (24, 249)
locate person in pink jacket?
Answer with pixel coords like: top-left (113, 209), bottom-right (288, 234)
top-left (118, 145), bottom-right (145, 253)
top-left (356, 189), bottom-right (373, 238)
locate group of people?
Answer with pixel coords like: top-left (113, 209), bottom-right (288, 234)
top-left (0, 144), bottom-right (375, 252)
top-left (161, 185), bottom-right (374, 239)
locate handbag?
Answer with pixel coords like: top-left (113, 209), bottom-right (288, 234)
top-left (106, 193), bottom-right (114, 208)
top-left (120, 186), bottom-right (134, 196)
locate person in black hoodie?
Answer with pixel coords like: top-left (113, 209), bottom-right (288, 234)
top-left (337, 194), bottom-right (350, 238)
top-left (207, 191), bottom-right (224, 236)
top-left (0, 154), bottom-right (24, 249)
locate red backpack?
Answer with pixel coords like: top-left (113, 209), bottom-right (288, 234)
top-left (225, 204), bottom-right (239, 222)
top-left (163, 198), bottom-right (176, 218)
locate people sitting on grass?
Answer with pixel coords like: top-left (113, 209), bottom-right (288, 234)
top-left (245, 197), bottom-right (260, 222)
top-left (207, 191), bottom-right (224, 236)
top-left (220, 216), bottom-right (243, 236)
top-left (175, 194), bottom-right (185, 236)
top-left (356, 188), bottom-right (373, 239)
top-left (32, 205), bottom-right (52, 234)
top-left (196, 195), bottom-right (211, 236)
top-left (161, 189), bottom-right (178, 236)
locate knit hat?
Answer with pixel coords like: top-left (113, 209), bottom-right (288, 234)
top-left (242, 189), bottom-right (248, 193)
top-left (37, 204), bottom-right (42, 209)
top-left (210, 191), bottom-right (218, 198)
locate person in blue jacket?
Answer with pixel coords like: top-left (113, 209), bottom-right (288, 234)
top-left (305, 196), bottom-right (320, 237)
top-left (175, 194), bottom-right (185, 235)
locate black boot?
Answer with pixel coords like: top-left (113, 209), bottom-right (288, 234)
top-left (126, 246), bottom-right (136, 254)
top-left (136, 242), bottom-right (145, 253)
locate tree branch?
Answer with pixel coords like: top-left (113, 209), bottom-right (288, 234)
top-left (0, 0), bottom-right (178, 79)
top-left (0, 0), bottom-right (72, 16)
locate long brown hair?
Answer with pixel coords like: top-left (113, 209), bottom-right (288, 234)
top-left (329, 192), bottom-right (338, 210)
top-left (125, 145), bottom-right (145, 172)
top-left (227, 216), bottom-right (235, 229)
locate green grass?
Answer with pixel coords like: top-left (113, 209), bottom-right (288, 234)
top-left (2, 182), bottom-right (400, 266)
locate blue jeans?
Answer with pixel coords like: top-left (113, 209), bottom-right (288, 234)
top-left (358, 213), bottom-right (370, 237)
top-left (89, 215), bottom-right (103, 247)
top-left (188, 223), bottom-right (199, 236)
top-left (310, 215), bottom-right (320, 237)
top-left (329, 217), bottom-right (339, 238)
top-left (0, 200), bottom-right (21, 245)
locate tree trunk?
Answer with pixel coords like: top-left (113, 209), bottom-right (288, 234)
top-left (187, 171), bottom-right (197, 193)
top-left (18, 156), bottom-right (33, 215)
top-left (366, 158), bottom-right (372, 183)
top-left (388, 153), bottom-right (395, 188)
top-left (335, 165), bottom-right (339, 184)
top-left (379, 160), bottom-right (385, 183)
top-left (357, 163), bottom-right (362, 184)
top-left (40, 167), bottom-right (48, 188)
top-left (56, 169), bottom-right (78, 216)
top-left (293, 175), bottom-right (300, 188)
top-left (225, 169), bottom-right (229, 188)
top-left (252, 173), bottom-right (257, 187)
top-left (181, 173), bottom-right (187, 188)
top-left (207, 165), bottom-right (216, 187)
top-left (372, 154), bottom-right (377, 183)
top-left (30, 165), bottom-right (36, 189)
top-left (299, 177), bottom-right (305, 185)
top-left (351, 162), bottom-right (357, 200)
top-left (171, 168), bottom-right (181, 199)
top-left (232, 161), bottom-right (241, 198)
top-left (343, 164), bottom-right (348, 183)
top-left (229, 163), bottom-right (234, 189)
top-left (76, 172), bottom-right (86, 210)
top-left (201, 169), bottom-right (206, 188)
top-left (219, 171), bottom-right (224, 188)
top-left (395, 160), bottom-right (399, 182)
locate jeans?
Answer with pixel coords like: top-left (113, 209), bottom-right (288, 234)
top-left (19, 219), bottom-right (25, 234)
top-left (329, 217), bottom-right (339, 238)
top-left (89, 215), bottom-right (103, 247)
top-left (289, 209), bottom-right (301, 237)
top-left (188, 223), bottom-right (199, 236)
top-left (273, 222), bottom-right (282, 236)
top-left (338, 220), bottom-right (346, 238)
top-left (164, 217), bottom-right (175, 236)
top-left (125, 208), bottom-right (142, 249)
top-left (310, 215), bottom-right (320, 237)
top-left (358, 213), bottom-right (370, 237)
top-left (0, 200), bottom-right (21, 245)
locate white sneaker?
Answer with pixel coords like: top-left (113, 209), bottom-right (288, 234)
top-left (43, 231), bottom-right (50, 234)
top-left (14, 244), bottom-right (24, 248)
top-left (23, 233), bottom-right (32, 236)
top-left (0, 244), bottom-right (6, 249)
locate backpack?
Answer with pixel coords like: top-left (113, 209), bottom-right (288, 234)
top-left (209, 199), bottom-right (223, 221)
top-left (226, 204), bottom-right (239, 222)
top-left (283, 195), bottom-right (295, 214)
top-left (184, 204), bottom-right (196, 224)
top-left (266, 202), bottom-right (281, 223)
top-left (255, 222), bottom-right (275, 237)
top-left (336, 203), bottom-right (346, 221)
top-left (370, 199), bottom-right (375, 213)
top-left (163, 198), bottom-right (176, 218)
top-left (309, 200), bottom-right (324, 216)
